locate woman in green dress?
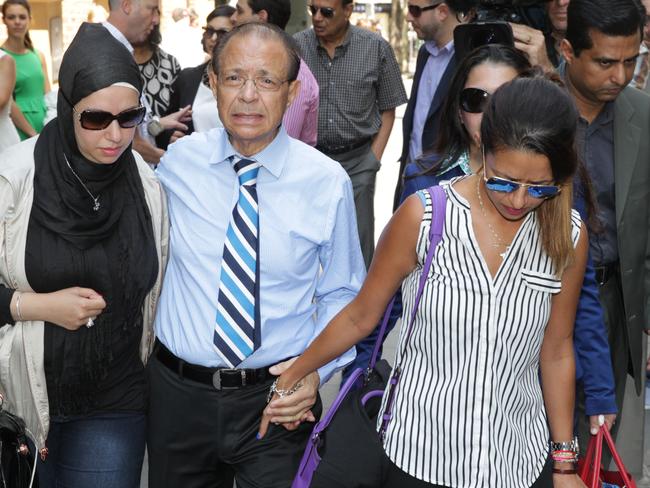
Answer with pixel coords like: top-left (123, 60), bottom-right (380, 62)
top-left (1, 0), bottom-right (50, 140)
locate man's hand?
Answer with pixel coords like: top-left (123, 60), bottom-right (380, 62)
top-left (133, 133), bottom-right (164, 164)
top-left (169, 130), bottom-right (186, 145)
top-left (589, 413), bottom-right (616, 435)
top-left (258, 357), bottom-right (320, 439)
top-left (509, 23), bottom-right (554, 71)
top-left (160, 105), bottom-right (192, 132)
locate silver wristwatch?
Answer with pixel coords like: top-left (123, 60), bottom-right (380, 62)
top-left (147, 116), bottom-right (164, 137)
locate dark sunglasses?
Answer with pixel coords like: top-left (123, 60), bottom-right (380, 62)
top-left (308, 5), bottom-right (335, 18)
top-left (482, 151), bottom-right (561, 199)
top-left (460, 87), bottom-right (490, 114)
top-left (407, 1), bottom-right (443, 18)
top-left (74, 106), bottom-right (146, 130)
top-left (203, 26), bottom-right (228, 38)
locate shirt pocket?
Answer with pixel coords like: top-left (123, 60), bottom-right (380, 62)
top-left (521, 269), bottom-right (562, 294)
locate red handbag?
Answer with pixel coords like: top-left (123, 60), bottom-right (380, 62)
top-left (578, 425), bottom-right (637, 488)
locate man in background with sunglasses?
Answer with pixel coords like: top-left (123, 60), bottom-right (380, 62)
top-left (560, 0), bottom-right (650, 475)
top-left (295, 0), bottom-right (407, 269)
top-left (231, 0), bottom-right (320, 147)
top-left (393, 0), bottom-right (473, 210)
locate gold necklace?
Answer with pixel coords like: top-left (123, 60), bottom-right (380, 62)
top-left (475, 175), bottom-right (509, 259)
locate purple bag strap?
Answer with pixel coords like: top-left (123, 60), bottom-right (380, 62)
top-left (378, 185), bottom-right (446, 441)
top-left (368, 185), bottom-right (446, 370)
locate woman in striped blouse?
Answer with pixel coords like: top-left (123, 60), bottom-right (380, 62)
top-left (262, 76), bottom-right (588, 488)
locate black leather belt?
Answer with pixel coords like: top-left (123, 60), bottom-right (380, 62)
top-left (594, 261), bottom-right (619, 287)
top-left (154, 340), bottom-right (275, 390)
top-left (317, 137), bottom-right (371, 155)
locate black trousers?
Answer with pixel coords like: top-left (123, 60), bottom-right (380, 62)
top-left (146, 353), bottom-right (321, 488)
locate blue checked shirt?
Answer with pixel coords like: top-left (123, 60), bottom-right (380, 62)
top-left (154, 127), bottom-right (366, 382)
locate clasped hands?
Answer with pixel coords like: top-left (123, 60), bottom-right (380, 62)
top-left (258, 357), bottom-right (320, 439)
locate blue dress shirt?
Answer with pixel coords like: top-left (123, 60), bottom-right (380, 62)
top-left (408, 40), bottom-right (454, 163)
top-left (154, 127), bottom-right (366, 382)
top-left (347, 157), bottom-right (617, 415)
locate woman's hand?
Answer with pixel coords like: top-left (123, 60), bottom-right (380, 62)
top-left (553, 473), bottom-right (587, 488)
top-left (18, 287), bottom-right (106, 330)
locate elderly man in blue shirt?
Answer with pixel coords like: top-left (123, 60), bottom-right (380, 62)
top-left (146, 22), bottom-right (365, 488)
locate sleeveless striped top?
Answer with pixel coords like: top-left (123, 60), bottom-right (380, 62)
top-left (379, 178), bottom-right (582, 487)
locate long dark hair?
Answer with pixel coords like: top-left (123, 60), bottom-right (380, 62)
top-left (481, 75), bottom-right (580, 272)
top-left (2, 0), bottom-right (34, 51)
top-left (426, 44), bottom-right (531, 175)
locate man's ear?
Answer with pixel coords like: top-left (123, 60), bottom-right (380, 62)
top-left (287, 79), bottom-right (301, 108)
top-left (257, 9), bottom-right (269, 23)
top-left (208, 68), bottom-right (219, 98)
top-left (560, 38), bottom-right (576, 64)
top-left (121, 0), bottom-right (133, 15)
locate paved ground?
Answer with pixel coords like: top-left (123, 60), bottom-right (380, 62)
top-left (140, 85), bottom-right (650, 486)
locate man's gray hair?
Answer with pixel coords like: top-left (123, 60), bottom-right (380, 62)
top-left (211, 22), bottom-right (301, 82)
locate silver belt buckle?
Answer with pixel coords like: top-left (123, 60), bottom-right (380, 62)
top-left (212, 369), bottom-right (247, 390)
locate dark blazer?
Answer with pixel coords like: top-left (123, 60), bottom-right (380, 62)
top-left (612, 86), bottom-right (650, 393)
top-left (393, 46), bottom-right (457, 209)
top-left (157, 62), bottom-right (208, 150)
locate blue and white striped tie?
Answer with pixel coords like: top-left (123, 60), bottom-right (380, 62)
top-left (213, 158), bottom-right (261, 367)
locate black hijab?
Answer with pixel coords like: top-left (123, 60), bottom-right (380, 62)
top-left (28, 23), bottom-right (158, 414)
top-left (32, 22), bottom-right (146, 249)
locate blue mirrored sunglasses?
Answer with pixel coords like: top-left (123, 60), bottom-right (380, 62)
top-left (484, 175), bottom-right (561, 199)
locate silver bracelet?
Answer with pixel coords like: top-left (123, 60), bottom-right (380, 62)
top-left (267, 378), bottom-right (303, 403)
top-left (550, 437), bottom-right (579, 453)
top-left (15, 291), bottom-right (23, 321)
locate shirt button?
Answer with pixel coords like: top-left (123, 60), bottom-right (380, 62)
top-left (328, 119), bottom-right (333, 123)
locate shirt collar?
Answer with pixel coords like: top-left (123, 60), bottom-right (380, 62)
top-left (425, 39), bottom-right (454, 57)
top-left (101, 21), bottom-right (134, 55)
top-left (210, 127), bottom-right (289, 179)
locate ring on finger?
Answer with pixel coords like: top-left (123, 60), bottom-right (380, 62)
top-left (86, 317), bottom-right (95, 328)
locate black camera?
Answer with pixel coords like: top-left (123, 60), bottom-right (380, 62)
top-left (454, 0), bottom-right (549, 60)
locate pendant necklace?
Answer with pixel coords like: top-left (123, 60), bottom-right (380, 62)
top-left (64, 154), bottom-right (101, 212)
top-left (476, 176), bottom-right (509, 259)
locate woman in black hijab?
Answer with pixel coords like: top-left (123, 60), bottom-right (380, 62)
top-left (0, 22), bottom-right (167, 487)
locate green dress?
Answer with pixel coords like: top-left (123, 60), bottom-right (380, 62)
top-left (1, 47), bottom-right (47, 140)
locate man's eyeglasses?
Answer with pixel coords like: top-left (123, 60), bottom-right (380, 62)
top-left (219, 74), bottom-right (288, 92)
top-left (460, 87), bottom-right (490, 114)
top-left (308, 5), bottom-right (335, 18)
top-left (73, 106), bottom-right (146, 130)
top-left (203, 26), bottom-right (229, 38)
top-left (482, 151), bottom-right (561, 199)
top-left (407, 1), bottom-right (443, 18)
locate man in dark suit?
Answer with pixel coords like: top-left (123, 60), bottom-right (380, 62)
top-left (561, 0), bottom-right (649, 473)
top-left (393, 0), bottom-right (473, 209)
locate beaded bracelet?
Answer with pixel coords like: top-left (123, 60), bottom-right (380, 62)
top-left (267, 378), bottom-right (303, 403)
top-left (551, 450), bottom-right (578, 463)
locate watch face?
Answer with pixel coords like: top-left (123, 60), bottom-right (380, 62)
top-left (148, 120), bottom-right (164, 137)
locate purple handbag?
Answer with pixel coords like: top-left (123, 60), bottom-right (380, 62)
top-left (292, 186), bottom-right (446, 488)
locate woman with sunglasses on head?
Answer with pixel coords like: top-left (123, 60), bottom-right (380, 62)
top-left (0, 23), bottom-right (167, 487)
top-left (156, 5), bottom-right (235, 150)
top-left (261, 75), bottom-right (589, 488)
top-left (1, 0), bottom-right (50, 140)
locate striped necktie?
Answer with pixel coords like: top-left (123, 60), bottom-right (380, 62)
top-left (213, 158), bottom-right (261, 367)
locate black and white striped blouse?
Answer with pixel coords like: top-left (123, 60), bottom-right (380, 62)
top-left (379, 178), bottom-right (582, 487)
